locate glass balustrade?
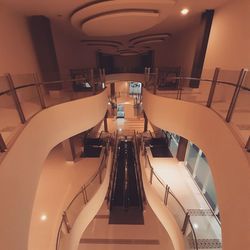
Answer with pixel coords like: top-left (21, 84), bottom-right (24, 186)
top-left (56, 142), bottom-right (110, 250)
top-left (140, 135), bottom-right (224, 250)
top-left (0, 70), bottom-right (105, 151)
top-left (144, 67), bottom-right (250, 150)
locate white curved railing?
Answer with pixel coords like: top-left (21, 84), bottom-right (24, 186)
top-left (0, 90), bottom-right (108, 250)
top-left (142, 89), bottom-right (250, 250)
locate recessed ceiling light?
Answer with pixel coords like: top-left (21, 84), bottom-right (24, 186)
top-left (181, 8), bottom-right (189, 15)
top-left (40, 214), bottom-right (47, 221)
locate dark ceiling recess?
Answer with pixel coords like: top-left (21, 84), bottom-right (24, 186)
top-left (80, 40), bottom-right (123, 46)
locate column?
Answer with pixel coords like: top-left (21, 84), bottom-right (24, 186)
top-left (62, 137), bottom-right (76, 162)
top-left (176, 136), bottom-right (188, 161)
top-left (143, 111), bottom-right (148, 132)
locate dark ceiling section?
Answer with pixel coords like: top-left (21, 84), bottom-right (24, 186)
top-left (190, 10), bottom-right (214, 88)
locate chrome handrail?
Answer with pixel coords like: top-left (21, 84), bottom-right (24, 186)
top-left (55, 140), bottom-right (110, 250)
top-left (0, 72), bottom-right (106, 153)
top-left (146, 74), bottom-right (250, 91)
top-left (141, 136), bottom-right (199, 250)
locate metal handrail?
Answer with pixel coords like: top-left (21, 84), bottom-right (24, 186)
top-left (108, 133), bottom-right (120, 209)
top-left (1, 70), bottom-right (249, 97)
top-left (132, 131), bottom-right (145, 209)
top-left (0, 75), bottom-right (103, 96)
top-left (142, 137), bottom-right (199, 250)
top-left (64, 154), bottom-right (106, 211)
top-left (147, 75), bottom-right (250, 91)
top-left (55, 141), bottom-right (110, 250)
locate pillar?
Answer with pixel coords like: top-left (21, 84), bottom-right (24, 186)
top-left (104, 111), bottom-right (108, 132)
top-left (143, 111), bottom-right (148, 132)
top-left (62, 137), bottom-right (76, 162)
top-left (176, 136), bottom-right (188, 161)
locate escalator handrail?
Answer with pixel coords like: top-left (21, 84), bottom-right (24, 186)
top-left (107, 132), bottom-right (119, 208)
top-left (132, 132), bottom-right (145, 210)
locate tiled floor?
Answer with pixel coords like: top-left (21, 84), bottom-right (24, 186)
top-left (78, 202), bottom-right (174, 250)
top-left (143, 148), bottom-right (222, 250)
top-left (29, 143), bottom-right (104, 250)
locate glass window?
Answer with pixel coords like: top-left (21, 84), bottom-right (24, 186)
top-left (195, 154), bottom-right (209, 190)
top-left (185, 142), bottom-right (199, 174)
top-left (204, 169), bottom-right (217, 211)
top-left (169, 133), bottom-right (179, 157)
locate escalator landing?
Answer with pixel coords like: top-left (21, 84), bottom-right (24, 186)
top-left (109, 207), bottom-right (144, 225)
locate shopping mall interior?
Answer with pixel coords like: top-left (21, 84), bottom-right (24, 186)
top-left (0, 1), bottom-right (249, 250)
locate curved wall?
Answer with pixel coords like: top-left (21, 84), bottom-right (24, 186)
top-left (0, 90), bottom-right (108, 250)
top-left (143, 90), bottom-right (250, 250)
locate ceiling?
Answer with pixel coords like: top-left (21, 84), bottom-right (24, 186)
top-left (2, 0), bottom-right (230, 55)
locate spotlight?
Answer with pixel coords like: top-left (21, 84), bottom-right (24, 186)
top-left (181, 8), bottom-right (189, 15)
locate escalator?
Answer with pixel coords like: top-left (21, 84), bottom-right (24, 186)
top-left (108, 136), bottom-right (144, 224)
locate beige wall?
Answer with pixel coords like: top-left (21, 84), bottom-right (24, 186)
top-left (0, 91), bottom-right (108, 250)
top-left (204, 0), bottom-right (250, 70)
top-left (0, 4), bottom-right (39, 75)
top-left (143, 89), bottom-right (250, 250)
top-left (0, 5), bottom-right (41, 110)
top-left (51, 22), bottom-right (97, 75)
top-left (154, 22), bottom-right (200, 76)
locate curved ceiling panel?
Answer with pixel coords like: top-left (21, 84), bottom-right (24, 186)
top-left (133, 38), bottom-right (165, 46)
top-left (81, 10), bottom-right (159, 36)
top-left (129, 33), bottom-right (171, 43)
top-left (80, 39), bottom-right (123, 46)
top-left (71, 0), bottom-right (176, 37)
top-left (129, 33), bottom-right (170, 47)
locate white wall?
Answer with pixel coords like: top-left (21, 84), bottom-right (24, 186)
top-left (143, 89), bottom-right (250, 250)
top-left (0, 90), bottom-right (108, 250)
top-left (203, 0), bottom-right (250, 70)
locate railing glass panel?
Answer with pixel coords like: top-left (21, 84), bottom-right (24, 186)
top-left (147, 67), bottom-right (249, 149)
top-left (0, 70), bottom-right (105, 150)
top-left (16, 85), bottom-right (42, 120)
top-left (56, 142), bottom-right (110, 250)
top-left (0, 75), bottom-right (21, 144)
top-left (142, 146), bottom-right (198, 250)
